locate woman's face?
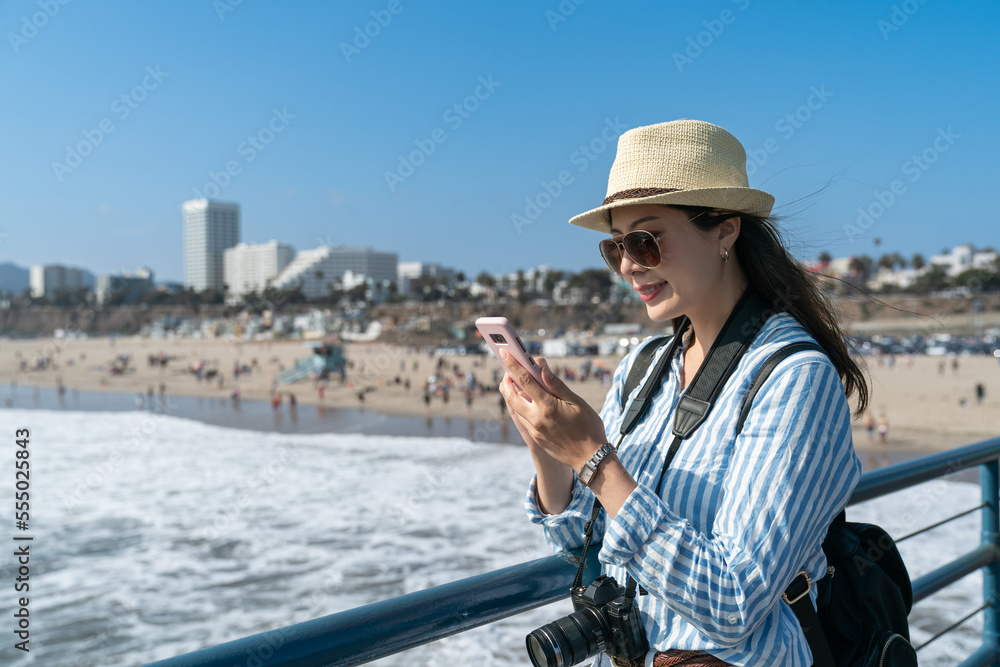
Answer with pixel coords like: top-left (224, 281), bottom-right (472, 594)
top-left (607, 204), bottom-right (729, 323)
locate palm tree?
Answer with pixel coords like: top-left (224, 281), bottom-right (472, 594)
top-left (848, 255), bottom-right (873, 280)
top-left (543, 270), bottom-right (564, 293)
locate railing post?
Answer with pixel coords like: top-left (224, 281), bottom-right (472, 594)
top-left (980, 461), bottom-right (1000, 650)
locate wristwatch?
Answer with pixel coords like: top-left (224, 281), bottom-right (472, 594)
top-left (578, 443), bottom-right (616, 487)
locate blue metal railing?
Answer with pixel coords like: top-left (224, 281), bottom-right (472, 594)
top-left (148, 436), bottom-right (1000, 667)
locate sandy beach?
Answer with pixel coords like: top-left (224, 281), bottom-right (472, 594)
top-left (2, 335), bottom-right (998, 454)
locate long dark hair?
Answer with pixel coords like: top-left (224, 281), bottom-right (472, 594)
top-left (672, 205), bottom-right (869, 417)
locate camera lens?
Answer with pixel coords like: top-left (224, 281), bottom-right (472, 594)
top-left (525, 606), bottom-right (609, 667)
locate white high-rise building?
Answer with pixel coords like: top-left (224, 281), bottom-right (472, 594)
top-left (182, 199), bottom-right (240, 292)
top-left (29, 264), bottom-right (87, 300)
top-left (273, 246), bottom-right (398, 299)
top-left (223, 241), bottom-right (296, 303)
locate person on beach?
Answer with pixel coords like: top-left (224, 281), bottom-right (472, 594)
top-left (863, 411), bottom-right (886, 470)
top-left (497, 120), bottom-right (866, 666)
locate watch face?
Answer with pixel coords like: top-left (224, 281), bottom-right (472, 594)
top-left (580, 444), bottom-right (613, 487)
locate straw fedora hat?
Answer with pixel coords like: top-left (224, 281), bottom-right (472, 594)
top-left (569, 120), bottom-right (775, 233)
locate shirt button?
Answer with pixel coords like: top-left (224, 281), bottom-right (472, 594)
top-left (727, 613), bottom-right (738, 624)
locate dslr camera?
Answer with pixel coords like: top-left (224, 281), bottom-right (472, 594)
top-left (526, 575), bottom-right (649, 667)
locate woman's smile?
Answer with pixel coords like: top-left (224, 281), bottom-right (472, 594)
top-left (636, 281), bottom-right (667, 302)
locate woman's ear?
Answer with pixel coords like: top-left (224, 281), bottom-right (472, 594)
top-left (716, 214), bottom-right (741, 252)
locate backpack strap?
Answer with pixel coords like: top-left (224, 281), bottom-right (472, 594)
top-left (619, 319), bottom-right (689, 436)
top-left (784, 570), bottom-right (836, 667)
top-left (739, 341), bottom-right (834, 667)
top-left (784, 503), bottom-right (843, 667)
top-left (736, 341), bottom-right (826, 434)
top-left (619, 334), bottom-right (673, 412)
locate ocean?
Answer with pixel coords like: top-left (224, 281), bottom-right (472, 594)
top-left (0, 408), bottom-right (986, 666)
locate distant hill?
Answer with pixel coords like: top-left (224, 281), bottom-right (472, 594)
top-left (0, 262), bottom-right (29, 296)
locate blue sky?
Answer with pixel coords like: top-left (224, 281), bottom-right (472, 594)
top-left (1, 0), bottom-right (997, 283)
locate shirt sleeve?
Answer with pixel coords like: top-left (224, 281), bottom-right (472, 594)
top-left (524, 473), bottom-right (603, 552)
top-left (598, 356), bottom-right (861, 646)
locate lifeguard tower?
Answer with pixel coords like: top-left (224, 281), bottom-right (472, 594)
top-left (274, 342), bottom-right (346, 385)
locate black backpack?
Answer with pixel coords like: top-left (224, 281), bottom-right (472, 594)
top-left (619, 289), bottom-right (916, 667)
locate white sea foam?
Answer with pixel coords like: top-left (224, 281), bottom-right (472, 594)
top-left (0, 409), bottom-right (986, 665)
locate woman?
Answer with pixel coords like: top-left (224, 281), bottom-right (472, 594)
top-left (498, 120), bottom-right (866, 666)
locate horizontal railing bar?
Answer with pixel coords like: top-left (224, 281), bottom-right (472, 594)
top-left (956, 644), bottom-right (1000, 667)
top-left (912, 544), bottom-right (1000, 604)
top-left (916, 602), bottom-right (988, 651)
top-left (144, 549), bottom-right (601, 667)
top-left (850, 436), bottom-right (1000, 505)
top-left (897, 503), bottom-right (988, 543)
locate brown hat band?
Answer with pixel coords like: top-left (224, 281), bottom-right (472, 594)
top-left (602, 187), bottom-right (681, 206)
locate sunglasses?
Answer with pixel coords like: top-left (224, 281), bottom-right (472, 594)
top-left (598, 213), bottom-right (736, 275)
top-left (598, 230), bottom-right (670, 275)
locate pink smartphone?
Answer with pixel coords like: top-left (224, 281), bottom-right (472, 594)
top-left (475, 316), bottom-right (550, 393)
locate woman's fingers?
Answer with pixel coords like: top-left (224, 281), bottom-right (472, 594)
top-left (496, 352), bottom-right (609, 470)
top-left (497, 349), bottom-right (545, 402)
top-left (535, 358), bottom-right (571, 398)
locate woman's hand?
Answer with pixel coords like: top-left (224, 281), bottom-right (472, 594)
top-left (497, 351), bottom-right (609, 472)
top-left (498, 351), bottom-right (638, 518)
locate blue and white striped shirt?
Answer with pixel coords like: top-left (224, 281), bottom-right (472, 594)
top-left (525, 313), bottom-right (861, 666)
